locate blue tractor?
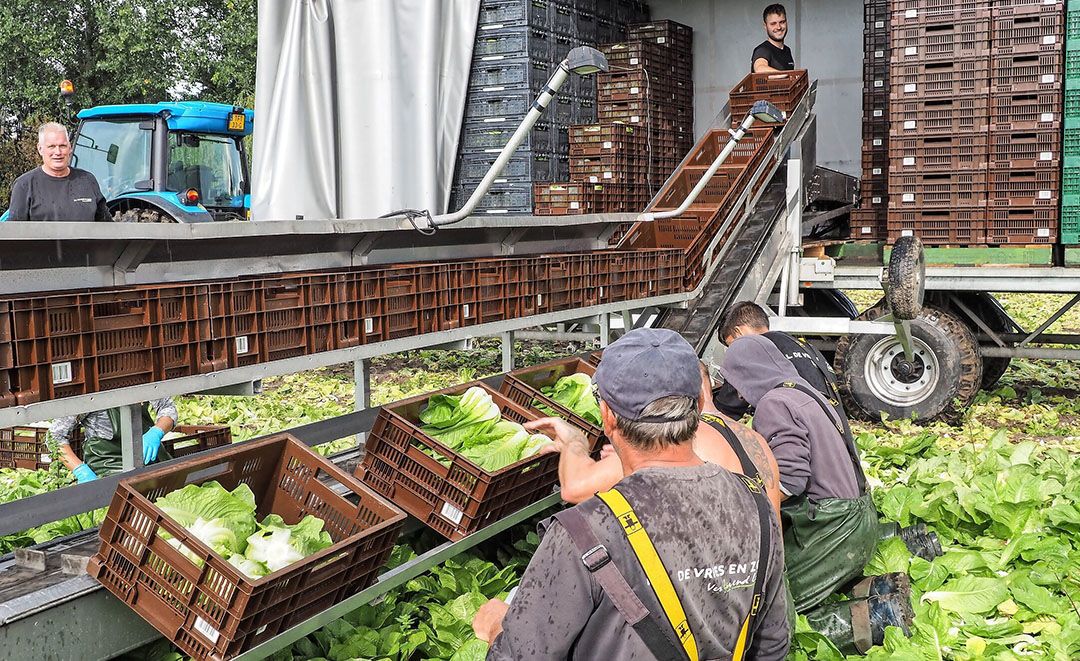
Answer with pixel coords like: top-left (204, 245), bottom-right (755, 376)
top-left (70, 101), bottom-right (253, 222)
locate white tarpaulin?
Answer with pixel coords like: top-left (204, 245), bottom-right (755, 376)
top-left (253, 0), bottom-right (479, 220)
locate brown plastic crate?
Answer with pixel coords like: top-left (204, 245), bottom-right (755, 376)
top-left (987, 207), bottom-right (1058, 244)
top-left (0, 425), bottom-right (51, 470)
top-left (888, 170), bottom-right (988, 207)
top-left (888, 0), bottom-right (990, 23)
top-left (585, 350), bottom-right (604, 367)
top-left (989, 130), bottom-right (1061, 168)
top-left (600, 40), bottom-right (690, 79)
top-left (992, 11), bottom-right (1064, 54)
top-left (597, 70), bottom-right (692, 104)
top-left (627, 19), bottom-right (694, 50)
top-left (991, 51), bottom-right (1062, 92)
top-left (889, 60), bottom-right (991, 98)
top-left (88, 433), bottom-right (405, 661)
top-left (888, 95), bottom-right (990, 134)
top-left (987, 168), bottom-right (1060, 206)
top-left (68, 424), bottom-right (233, 465)
top-left (500, 357), bottom-right (603, 448)
top-left (568, 122), bottom-right (646, 156)
top-left (992, 0), bottom-right (1065, 18)
top-left (533, 182), bottom-right (600, 215)
top-left (728, 70), bottom-right (809, 121)
top-left (990, 89), bottom-right (1062, 130)
top-left (888, 132), bottom-right (989, 172)
top-left (886, 208), bottom-right (987, 245)
top-left (889, 19), bottom-right (991, 62)
top-left (356, 381), bottom-right (559, 541)
top-left (851, 208), bottom-right (889, 240)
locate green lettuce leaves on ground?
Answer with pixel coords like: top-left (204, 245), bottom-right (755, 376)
top-left (539, 373), bottom-right (602, 427)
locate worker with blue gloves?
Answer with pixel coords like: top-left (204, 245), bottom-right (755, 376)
top-left (49, 398), bottom-right (178, 481)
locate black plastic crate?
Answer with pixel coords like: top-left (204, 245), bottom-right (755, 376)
top-left (473, 26), bottom-right (557, 62)
top-left (451, 182), bottom-right (534, 214)
top-left (456, 148), bottom-right (561, 184)
top-left (465, 89), bottom-right (534, 121)
top-left (478, 0), bottom-right (552, 29)
top-left (469, 56), bottom-right (552, 93)
top-left (460, 119), bottom-right (558, 153)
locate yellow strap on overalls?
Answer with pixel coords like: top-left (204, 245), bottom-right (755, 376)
top-left (597, 487), bottom-right (699, 661)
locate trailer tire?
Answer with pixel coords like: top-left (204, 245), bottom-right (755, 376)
top-left (885, 235), bottom-right (925, 321)
top-left (113, 208), bottom-right (171, 223)
top-left (834, 303), bottom-right (981, 423)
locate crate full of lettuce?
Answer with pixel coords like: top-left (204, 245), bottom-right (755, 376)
top-left (88, 433), bottom-right (405, 661)
top-left (358, 381), bottom-right (580, 541)
top-left (500, 357), bottom-right (604, 450)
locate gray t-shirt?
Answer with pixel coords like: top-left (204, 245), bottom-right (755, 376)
top-left (489, 463), bottom-right (790, 660)
top-left (8, 166), bottom-right (111, 221)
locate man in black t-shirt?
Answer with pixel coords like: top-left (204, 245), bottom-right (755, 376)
top-left (752, 3), bottom-right (795, 73)
top-left (8, 122), bottom-right (111, 222)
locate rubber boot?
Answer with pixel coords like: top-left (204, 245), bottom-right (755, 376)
top-left (803, 586), bottom-right (915, 655)
top-left (849, 572), bottom-right (911, 598)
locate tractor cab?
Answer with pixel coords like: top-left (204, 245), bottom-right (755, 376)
top-left (71, 101), bottom-right (253, 222)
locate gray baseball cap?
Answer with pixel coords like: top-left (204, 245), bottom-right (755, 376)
top-left (593, 328), bottom-right (701, 421)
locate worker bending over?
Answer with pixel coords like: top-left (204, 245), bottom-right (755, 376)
top-left (720, 335), bottom-right (911, 654)
top-left (752, 4), bottom-right (795, 73)
top-left (553, 359), bottom-right (782, 519)
top-left (50, 399), bottom-right (177, 482)
top-left (473, 328), bottom-right (790, 659)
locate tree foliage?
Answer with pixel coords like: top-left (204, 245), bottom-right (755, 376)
top-left (0, 0), bottom-right (256, 206)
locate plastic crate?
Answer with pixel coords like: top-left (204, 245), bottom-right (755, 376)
top-left (989, 130), bottom-right (1061, 168)
top-left (991, 89), bottom-right (1062, 130)
top-left (888, 133), bottom-right (989, 172)
top-left (88, 434), bottom-right (405, 661)
top-left (890, 60), bottom-right (991, 98)
top-left (464, 89), bottom-right (533, 121)
top-left (987, 207), bottom-right (1058, 244)
top-left (499, 357), bottom-right (604, 446)
top-left (456, 148), bottom-right (559, 184)
top-left (459, 119), bottom-right (557, 154)
top-left (600, 40), bottom-right (690, 79)
top-left (993, 11), bottom-right (1064, 55)
top-left (888, 170), bottom-right (988, 207)
top-left (886, 208), bottom-right (987, 245)
top-left (890, 19), bottom-right (991, 62)
top-left (533, 182), bottom-right (600, 215)
top-left (728, 70), bottom-right (810, 121)
top-left (477, 0), bottom-right (552, 29)
top-left (1067, 117), bottom-right (1080, 157)
top-left (456, 182), bottom-right (534, 214)
top-left (888, 0), bottom-right (990, 23)
top-left (627, 19), bottom-right (693, 49)
top-left (889, 95), bottom-right (990, 134)
top-left (988, 168), bottom-right (1060, 206)
top-left (991, 51), bottom-right (1063, 92)
top-left (0, 425), bottom-right (51, 470)
top-left (469, 57), bottom-right (552, 93)
top-left (64, 424), bottom-right (234, 469)
top-left (851, 208), bottom-right (889, 240)
top-left (993, 0), bottom-right (1065, 18)
top-left (357, 381), bottom-right (559, 541)
top-left (1061, 192), bottom-right (1080, 243)
top-left (473, 25), bottom-right (556, 62)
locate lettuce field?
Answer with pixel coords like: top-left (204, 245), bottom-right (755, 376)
top-left (3, 294), bottom-right (1079, 660)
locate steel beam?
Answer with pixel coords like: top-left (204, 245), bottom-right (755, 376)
top-left (815, 265), bottom-right (1080, 293)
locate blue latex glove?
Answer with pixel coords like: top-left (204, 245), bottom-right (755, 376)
top-left (142, 427), bottom-right (166, 464)
top-left (73, 463), bottom-right (98, 483)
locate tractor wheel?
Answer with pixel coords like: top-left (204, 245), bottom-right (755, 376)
top-left (113, 208), bottom-right (172, 223)
top-left (834, 303), bottom-right (982, 423)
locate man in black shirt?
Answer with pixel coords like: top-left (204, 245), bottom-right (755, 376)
top-left (752, 3), bottom-right (795, 73)
top-left (8, 122), bottom-right (111, 222)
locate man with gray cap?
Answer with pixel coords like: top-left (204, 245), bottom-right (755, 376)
top-left (472, 328), bottom-right (790, 660)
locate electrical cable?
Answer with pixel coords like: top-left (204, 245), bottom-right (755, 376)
top-left (379, 208), bottom-right (437, 235)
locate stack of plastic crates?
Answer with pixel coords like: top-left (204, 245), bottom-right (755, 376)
top-left (1062, 1), bottom-right (1080, 244)
top-left (451, 0), bottom-right (650, 214)
top-left (986, 0), bottom-right (1065, 245)
top-left (854, 0), bottom-right (891, 240)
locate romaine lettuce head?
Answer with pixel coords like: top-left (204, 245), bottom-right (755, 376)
top-left (521, 433), bottom-right (554, 459)
top-left (155, 481), bottom-right (258, 556)
top-left (228, 552), bottom-right (270, 579)
top-left (542, 373), bottom-right (602, 427)
top-left (244, 514), bottom-right (334, 573)
top-left (420, 387), bottom-right (502, 449)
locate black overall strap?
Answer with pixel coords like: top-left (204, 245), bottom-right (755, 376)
top-left (701, 413), bottom-right (761, 483)
top-left (699, 413), bottom-right (774, 659)
top-left (554, 508), bottom-right (689, 661)
top-left (781, 381), bottom-right (868, 494)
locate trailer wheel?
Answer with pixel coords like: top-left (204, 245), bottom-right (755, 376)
top-left (834, 303), bottom-right (981, 423)
top-left (885, 236), bottom-right (925, 321)
top-left (113, 208), bottom-right (172, 223)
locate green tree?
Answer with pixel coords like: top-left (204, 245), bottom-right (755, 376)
top-left (0, 0), bottom-right (257, 207)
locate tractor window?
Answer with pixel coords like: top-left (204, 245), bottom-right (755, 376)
top-left (72, 120), bottom-right (152, 199)
top-left (167, 133), bottom-right (245, 208)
